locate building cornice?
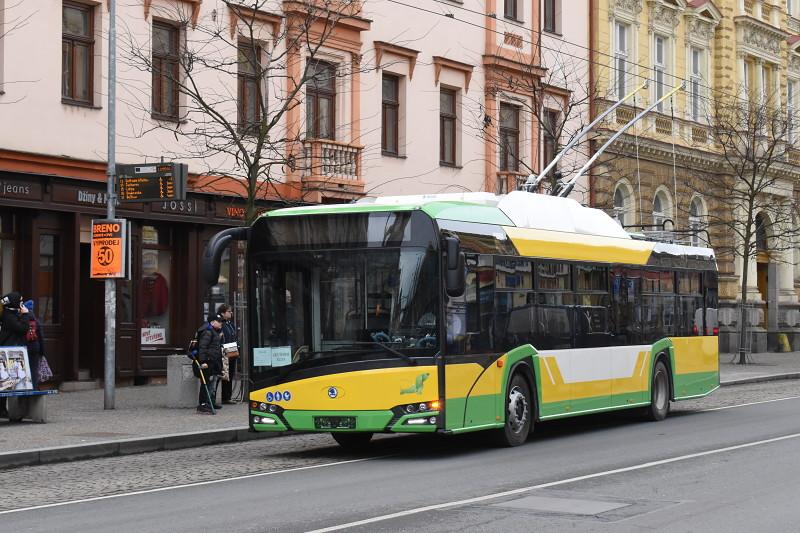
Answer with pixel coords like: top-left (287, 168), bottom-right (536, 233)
top-left (735, 15), bottom-right (790, 61)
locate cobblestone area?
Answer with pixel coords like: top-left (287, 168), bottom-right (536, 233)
top-left (1, 380), bottom-right (797, 512)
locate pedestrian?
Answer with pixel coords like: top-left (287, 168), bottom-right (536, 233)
top-left (196, 312), bottom-right (224, 414)
top-left (218, 303), bottom-right (240, 404)
top-left (22, 299), bottom-right (45, 389)
top-left (0, 292), bottom-right (29, 416)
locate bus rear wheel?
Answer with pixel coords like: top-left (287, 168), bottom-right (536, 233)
top-left (332, 432), bottom-right (373, 450)
top-left (494, 373), bottom-right (533, 447)
top-left (645, 360), bottom-right (670, 421)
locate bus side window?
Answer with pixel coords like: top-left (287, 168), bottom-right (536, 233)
top-left (447, 254), bottom-right (494, 354)
top-left (534, 262), bottom-right (573, 350)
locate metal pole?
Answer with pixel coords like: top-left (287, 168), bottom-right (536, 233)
top-left (104, 0), bottom-right (117, 409)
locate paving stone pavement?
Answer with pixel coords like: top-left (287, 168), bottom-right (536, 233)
top-left (1, 380), bottom-right (797, 513)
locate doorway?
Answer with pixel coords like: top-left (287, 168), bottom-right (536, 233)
top-left (79, 243), bottom-right (105, 379)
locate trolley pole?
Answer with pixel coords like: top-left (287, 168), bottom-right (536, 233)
top-left (104, 0), bottom-right (117, 409)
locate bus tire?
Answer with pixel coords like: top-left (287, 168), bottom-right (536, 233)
top-left (494, 373), bottom-right (533, 447)
top-left (332, 432), bottom-right (373, 450)
top-left (645, 359), bottom-right (670, 421)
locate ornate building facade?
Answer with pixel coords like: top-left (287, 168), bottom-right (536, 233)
top-left (589, 0), bottom-right (800, 352)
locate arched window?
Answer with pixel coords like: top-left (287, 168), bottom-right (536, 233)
top-left (613, 182), bottom-right (633, 227)
top-left (689, 196), bottom-right (705, 247)
top-left (755, 212), bottom-right (769, 252)
top-left (653, 189), bottom-right (672, 229)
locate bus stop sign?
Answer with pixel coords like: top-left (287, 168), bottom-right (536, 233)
top-left (117, 163), bottom-right (187, 202)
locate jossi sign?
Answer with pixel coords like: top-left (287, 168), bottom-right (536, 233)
top-left (91, 219), bottom-right (128, 279)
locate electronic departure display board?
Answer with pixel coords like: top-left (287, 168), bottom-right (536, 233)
top-left (117, 163), bottom-right (187, 203)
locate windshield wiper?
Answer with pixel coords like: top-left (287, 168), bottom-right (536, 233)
top-left (349, 341), bottom-right (417, 366)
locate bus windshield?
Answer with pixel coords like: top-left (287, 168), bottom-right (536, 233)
top-left (251, 246), bottom-right (440, 380)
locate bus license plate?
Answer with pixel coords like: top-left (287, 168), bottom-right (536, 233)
top-left (314, 416), bottom-right (356, 429)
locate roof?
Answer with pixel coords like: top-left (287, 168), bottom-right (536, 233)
top-left (262, 191), bottom-right (715, 264)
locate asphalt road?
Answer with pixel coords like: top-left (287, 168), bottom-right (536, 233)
top-left (2, 380), bottom-right (800, 533)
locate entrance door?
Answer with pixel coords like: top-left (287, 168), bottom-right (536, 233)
top-left (79, 244), bottom-right (105, 378)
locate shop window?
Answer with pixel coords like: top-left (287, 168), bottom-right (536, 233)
top-left (38, 235), bottom-right (60, 324)
top-left (140, 225), bottom-right (172, 345)
top-left (0, 213), bottom-right (15, 296)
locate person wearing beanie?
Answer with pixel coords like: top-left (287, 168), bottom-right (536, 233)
top-left (196, 313), bottom-right (224, 413)
top-left (23, 299), bottom-right (45, 388)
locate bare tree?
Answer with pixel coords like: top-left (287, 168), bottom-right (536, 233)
top-left (684, 92), bottom-right (800, 363)
top-left (120, 0), bottom-right (369, 224)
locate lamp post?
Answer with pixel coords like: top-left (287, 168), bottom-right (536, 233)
top-left (104, 0), bottom-right (117, 409)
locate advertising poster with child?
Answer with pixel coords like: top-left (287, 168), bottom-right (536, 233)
top-left (0, 346), bottom-right (33, 391)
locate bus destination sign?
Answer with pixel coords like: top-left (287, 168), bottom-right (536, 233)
top-left (117, 163), bottom-right (187, 203)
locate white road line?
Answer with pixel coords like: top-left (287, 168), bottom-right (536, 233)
top-left (699, 395), bottom-right (800, 412)
top-left (305, 432), bottom-right (800, 533)
top-left (0, 456), bottom-right (384, 516)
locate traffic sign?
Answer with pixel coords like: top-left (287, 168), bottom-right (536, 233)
top-left (117, 163), bottom-right (187, 203)
top-left (91, 219), bottom-right (128, 279)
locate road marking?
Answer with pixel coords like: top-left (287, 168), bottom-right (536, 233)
top-left (306, 432), bottom-right (800, 533)
top-left (699, 395), bottom-right (800, 412)
top-left (0, 456), bottom-right (384, 516)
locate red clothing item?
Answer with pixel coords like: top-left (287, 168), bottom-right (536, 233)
top-left (140, 272), bottom-right (169, 317)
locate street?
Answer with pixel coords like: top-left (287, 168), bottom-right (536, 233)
top-left (1, 380), bottom-right (799, 532)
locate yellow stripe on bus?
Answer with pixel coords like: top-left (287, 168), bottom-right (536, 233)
top-left (504, 227), bottom-right (654, 265)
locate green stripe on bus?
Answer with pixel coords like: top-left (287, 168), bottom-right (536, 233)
top-left (673, 370), bottom-right (719, 399)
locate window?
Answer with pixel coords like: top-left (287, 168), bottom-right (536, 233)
top-left (535, 262), bottom-right (573, 349)
top-left (543, 0), bottom-right (559, 33)
top-left (542, 109), bottom-right (559, 179)
top-left (689, 197), bottom-right (705, 247)
top-left (614, 22), bottom-right (630, 99)
top-left (140, 225), bottom-right (172, 345)
top-left (756, 212), bottom-right (769, 252)
top-left (690, 47), bottom-right (705, 122)
top-left (0, 213), bottom-right (15, 296)
top-left (760, 64), bottom-right (769, 105)
top-left (440, 88), bottom-right (457, 165)
top-left (382, 74), bottom-right (400, 155)
top-left (499, 103), bottom-right (520, 171)
top-left (653, 35), bottom-right (667, 112)
top-left (238, 43), bottom-right (261, 133)
top-left (447, 255), bottom-right (494, 354)
top-left (62, 2), bottom-right (94, 104)
top-left (152, 21), bottom-right (180, 119)
top-left (613, 182), bottom-right (633, 226)
top-left (574, 265), bottom-right (610, 348)
top-left (789, 79), bottom-right (797, 145)
top-left (306, 60), bottom-right (336, 139)
top-left (653, 190), bottom-right (671, 229)
top-left (791, 0), bottom-right (795, 17)
top-left (505, 0), bottom-right (519, 21)
top-left (38, 235), bottom-right (60, 324)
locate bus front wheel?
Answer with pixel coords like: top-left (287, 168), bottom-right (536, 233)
top-left (494, 373), bottom-right (533, 447)
top-left (645, 360), bottom-right (671, 421)
top-left (332, 432), bottom-right (373, 450)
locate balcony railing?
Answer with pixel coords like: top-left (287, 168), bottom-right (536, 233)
top-left (301, 139), bottom-right (362, 181)
top-left (496, 171), bottom-right (527, 193)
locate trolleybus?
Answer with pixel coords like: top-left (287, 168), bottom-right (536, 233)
top-left (205, 191), bottom-right (718, 448)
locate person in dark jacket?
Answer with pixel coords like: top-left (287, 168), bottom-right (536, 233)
top-left (218, 303), bottom-right (239, 404)
top-left (197, 313), bottom-right (224, 414)
top-left (1, 292), bottom-right (30, 416)
top-left (0, 292), bottom-right (29, 347)
top-left (23, 299), bottom-right (45, 389)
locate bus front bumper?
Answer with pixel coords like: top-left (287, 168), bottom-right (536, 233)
top-left (249, 409), bottom-right (440, 433)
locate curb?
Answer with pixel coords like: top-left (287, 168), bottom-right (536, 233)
top-left (720, 372), bottom-right (800, 387)
top-left (0, 427), bottom-right (286, 470)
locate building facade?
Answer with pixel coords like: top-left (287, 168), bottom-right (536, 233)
top-left (589, 0), bottom-right (800, 352)
top-left (0, 0), bottom-right (581, 383)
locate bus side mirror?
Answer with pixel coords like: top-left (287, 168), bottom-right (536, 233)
top-left (202, 227), bottom-right (250, 290)
top-left (445, 237), bottom-right (465, 297)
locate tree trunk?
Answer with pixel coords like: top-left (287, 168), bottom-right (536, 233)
top-left (738, 253), bottom-right (750, 365)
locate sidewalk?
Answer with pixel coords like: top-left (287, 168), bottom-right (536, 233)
top-left (2, 350), bottom-right (799, 469)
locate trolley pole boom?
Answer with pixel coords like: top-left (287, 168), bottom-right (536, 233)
top-left (557, 82), bottom-right (685, 198)
top-left (522, 82), bottom-right (648, 192)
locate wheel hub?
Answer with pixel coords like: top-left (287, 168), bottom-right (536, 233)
top-left (507, 386), bottom-right (529, 433)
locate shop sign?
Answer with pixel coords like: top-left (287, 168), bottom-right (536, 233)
top-left (90, 219), bottom-right (128, 279)
top-left (0, 178), bottom-right (43, 200)
top-left (140, 327), bottom-right (167, 345)
top-left (77, 190), bottom-right (111, 206)
top-left (151, 199), bottom-right (206, 216)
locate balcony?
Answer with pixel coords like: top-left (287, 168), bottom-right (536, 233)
top-left (300, 139), bottom-right (365, 199)
top-left (496, 171), bottom-right (527, 193)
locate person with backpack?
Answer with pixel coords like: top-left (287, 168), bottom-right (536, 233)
top-left (23, 299), bottom-right (45, 389)
top-left (196, 313), bottom-right (224, 414)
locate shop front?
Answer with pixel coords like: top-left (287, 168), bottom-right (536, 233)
top-left (0, 170), bottom-right (270, 385)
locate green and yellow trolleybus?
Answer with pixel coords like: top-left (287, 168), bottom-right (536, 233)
top-left (205, 191), bottom-right (718, 448)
